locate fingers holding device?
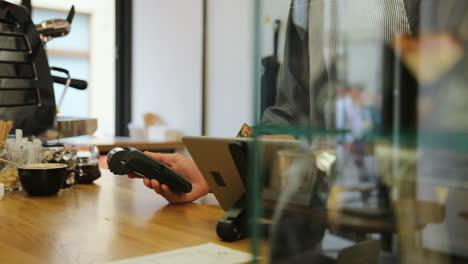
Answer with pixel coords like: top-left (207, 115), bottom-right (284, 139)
top-left (107, 147), bottom-right (192, 193)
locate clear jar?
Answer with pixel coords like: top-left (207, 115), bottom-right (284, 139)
top-left (42, 143), bottom-right (77, 188)
top-left (0, 151), bottom-right (21, 192)
top-left (75, 144), bottom-right (101, 184)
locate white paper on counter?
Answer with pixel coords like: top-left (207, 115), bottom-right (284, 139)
top-left (107, 243), bottom-right (252, 264)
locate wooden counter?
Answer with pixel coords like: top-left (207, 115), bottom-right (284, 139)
top-left (1, 169), bottom-right (461, 263)
top-left (0, 170), bottom-right (250, 264)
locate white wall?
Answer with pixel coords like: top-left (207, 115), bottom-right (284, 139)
top-left (132, 0), bottom-right (203, 137)
top-left (132, 1), bottom-right (262, 138)
top-left (205, 0), bottom-right (295, 137)
top-left (205, 0), bottom-right (254, 137)
top-left (87, 1), bottom-right (116, 137)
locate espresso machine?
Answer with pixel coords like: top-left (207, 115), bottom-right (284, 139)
top-left (0, 1), bottom-right (97, 139)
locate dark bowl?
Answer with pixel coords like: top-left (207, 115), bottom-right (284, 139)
top-left (18, 163), bottom-right (69, 196)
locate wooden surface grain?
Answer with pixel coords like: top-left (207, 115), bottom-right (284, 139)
top-left (0, 170), bottom-right (250, 264)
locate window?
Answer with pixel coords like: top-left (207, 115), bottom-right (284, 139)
top-left (32, 8), bottom-right (90, 118)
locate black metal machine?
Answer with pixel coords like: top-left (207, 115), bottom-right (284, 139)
top-left (0, 1), bottom-right (88, 136)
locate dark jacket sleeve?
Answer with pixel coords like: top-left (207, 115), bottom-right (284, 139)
top-left (261, 5), bottom-right (311, 127)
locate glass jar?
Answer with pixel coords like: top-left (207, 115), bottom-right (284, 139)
top-left (0, 150), bottom-right (21, 192)
top-left (75, 144), bottom-right (101, 184)
top-left (42, 143), bottom-right (77, 188)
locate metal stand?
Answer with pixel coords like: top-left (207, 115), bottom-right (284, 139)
top-left (216, 195), bottom-right (248, 242)
top-left (216, 141), bottom-right (250, 241)
top-left (216, 140), bottom-right (271, 242)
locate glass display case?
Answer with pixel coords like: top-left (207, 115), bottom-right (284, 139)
top-left (248, 1), bottom-right (468, 263)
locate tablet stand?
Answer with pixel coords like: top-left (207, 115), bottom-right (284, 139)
top-left (216, 195), bottom-right (248, 242)
top-left (216, 141), bottom-right (252, 242)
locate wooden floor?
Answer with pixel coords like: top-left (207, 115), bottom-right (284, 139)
top-left (0, 170), bottom-right (251, 264)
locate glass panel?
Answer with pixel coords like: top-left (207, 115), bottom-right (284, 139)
top-left (250, 1), bottom-right (468, 264)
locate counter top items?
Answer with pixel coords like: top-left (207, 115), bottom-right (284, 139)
top-left (127, 113), bottom-right (164, 140)
top-left (0, 129), bottom-right (43, 192)
top-left (128, 113), bottom-right (184, 142)
top-left (75, 144), bottom-right (101, 184)
top-left (143, 112), bottom-right (166, 141)
top-left (0, 120), bottom-right (13, 149)
top-left (0, 167), bottom-right (20, 192)
top-left (0, 183), bottom-right (3, 200)
top-left (45, 117), bottom-right (98, 140)
top-left (144, 112), bottom-right (162, 128)
top-left (0, 157), bottom-right (76, 196)
top-left (143, 113), bottom-right (186, 141)
top-left (3, 129), bottom-right (43, 164)
top-left (42, 143), bottom-right (77, 188)
top-left (18, 163), bottom-right (74, 196)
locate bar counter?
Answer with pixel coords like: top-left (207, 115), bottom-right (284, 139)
top-left (0, 170), bottom-right (250, 264)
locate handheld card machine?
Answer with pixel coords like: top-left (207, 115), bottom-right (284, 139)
top-left (107, 147), bottom-right (192, 193)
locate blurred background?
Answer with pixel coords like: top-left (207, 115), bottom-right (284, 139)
top-left (5, 0), bottom-right (256, 139)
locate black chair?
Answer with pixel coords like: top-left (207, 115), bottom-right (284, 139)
top-left (260, 20), bottom-right (281, 116)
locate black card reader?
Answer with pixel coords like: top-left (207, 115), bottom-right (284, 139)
top-left (107, 147), bottom-right (192, 193)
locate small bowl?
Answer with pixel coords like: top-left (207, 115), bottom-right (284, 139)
top-left (18, 163), bottom-right (76, 196)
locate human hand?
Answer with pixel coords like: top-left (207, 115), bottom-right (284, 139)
top-left (128, 152), bottom-right (210, 203)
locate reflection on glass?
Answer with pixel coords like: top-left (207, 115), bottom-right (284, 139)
top-left (251, 1), bottom-right (468, 263)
